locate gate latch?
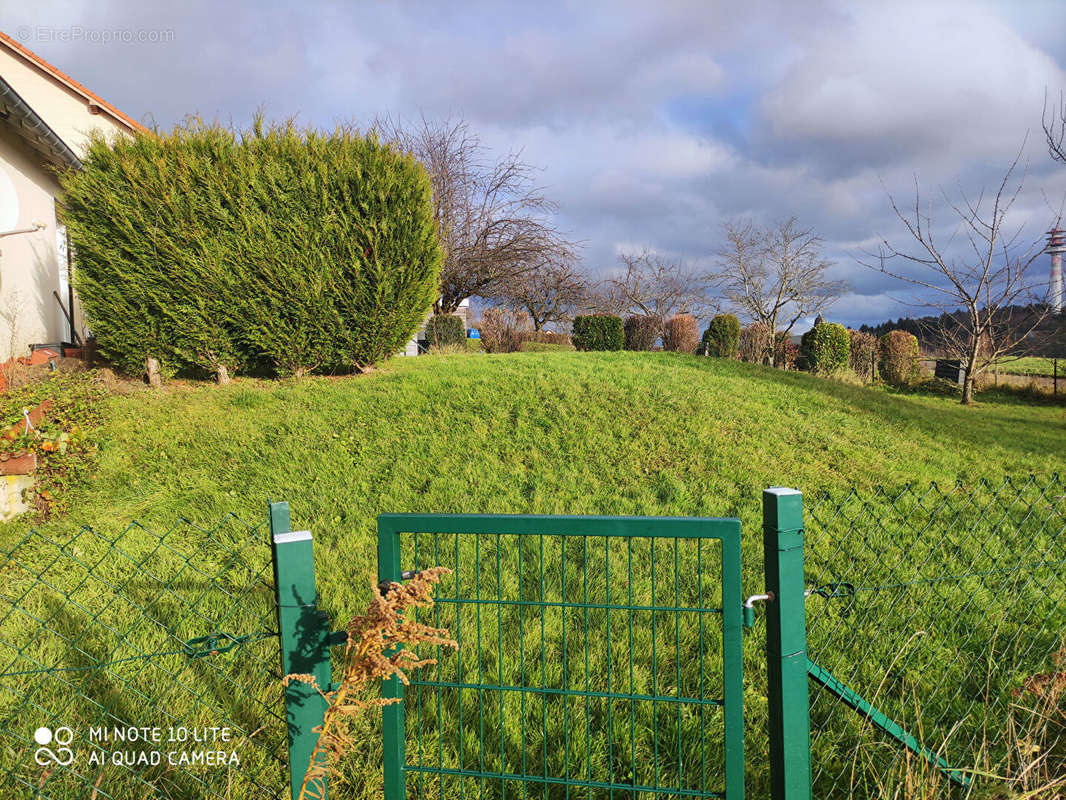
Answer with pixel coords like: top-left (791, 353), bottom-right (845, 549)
top-left (377, 569), bottom-right (420, 597)
top-left (742, 592), bottom-right (773, 628)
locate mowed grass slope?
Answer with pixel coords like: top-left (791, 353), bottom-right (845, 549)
top-left (1, 352), bottom-right (1063, 799)
top-left (38, 351), bottom-right (1063, 550)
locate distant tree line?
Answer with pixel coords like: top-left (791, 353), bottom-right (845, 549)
top-left (858, 305), bottom-right (1065, 358)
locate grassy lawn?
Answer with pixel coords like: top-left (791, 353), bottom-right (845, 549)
top-left (994, 356), bottom-right (1061, 377)
top-left (1, 352), bottom-right (1063, 799)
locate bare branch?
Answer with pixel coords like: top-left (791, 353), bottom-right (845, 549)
top-left (373, 114), bottom-right (578, 313)
top-left (1043, 87), bottom-right (1066, 163)
top-left (599, 249), bottom-right (711, 335)
top-left (857, 151), bottom-right (1052, 404)
top-left (708, 216), bottom-right (846, 364)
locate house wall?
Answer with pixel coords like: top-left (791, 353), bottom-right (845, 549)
top-left (0, 43), bottom-right (134, 360)
top-left (0, 126), bottom-right (63, 361)
top-left (0, 46), bottom-right (134, 156)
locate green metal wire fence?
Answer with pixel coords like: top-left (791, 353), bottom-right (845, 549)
top-left (0, 514), bottom-right (287, 800)
top-left (803, 475), bottom-right (1066, 798)
top-left (2, 479), bottom-right (1064, 800)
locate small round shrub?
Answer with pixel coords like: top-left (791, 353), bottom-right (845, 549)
top-left (701, 314), bottom-right (741, 357)
top-left (663, 314), bottom-right (700, 353)
top-left (878, 329), bottom-right (921, 386)
top-left (624, 315), bottom-right (659, 351)
top-left (425, 314), bottom-right (466, 347)
top-left (739, 323), bottom-right (773, 364)
top-left (801, 322), bottom-right (850, 374)
top-left (848, 329), bottom-right (878, 379)
top-left (572, 315), bottom-right (624, 351)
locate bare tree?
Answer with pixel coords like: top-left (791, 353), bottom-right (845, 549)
top-left (1043, 88), bottom-right (1066, 163)
top-left (710, 217), bottom-right (845, 364)
top-left (600, 249), bottom-right (709, 334)
top-left (860, 153), bottom-right (1050, 404)
top-left (373, 115), bottom-right (576, 313)
top-left (497, 257), bottom-right (587, 330)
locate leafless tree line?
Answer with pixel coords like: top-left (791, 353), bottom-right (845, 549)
top-left (376, 115), bottom-right (848, 337)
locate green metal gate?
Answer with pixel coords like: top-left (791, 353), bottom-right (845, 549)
top-left (378, 513), bottom-right (744, 799)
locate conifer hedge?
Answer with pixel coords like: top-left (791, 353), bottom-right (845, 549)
top-left (425, 314), bottom-right (466, 347)
top-left (571, 315), bottom-right (624, 351)
top-left (59, 118), bottom-right (442, 379)
top-left (701, 314), bottom-right (740, 357)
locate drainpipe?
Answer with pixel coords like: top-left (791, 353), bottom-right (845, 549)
top-left (0, 221), bottom-right (46, 238)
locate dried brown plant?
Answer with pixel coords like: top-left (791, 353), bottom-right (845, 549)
top-left (283, 567), bottom-right (457, 800)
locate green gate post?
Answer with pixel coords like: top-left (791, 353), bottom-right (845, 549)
top-left (378, 519), bottom-right (405, 800)
top-left (763, 488), bottom-right (812, 800)
top-left (270, 501), bottom-right (331, 800)
top-left (377, 522), bottom-right (405, 800)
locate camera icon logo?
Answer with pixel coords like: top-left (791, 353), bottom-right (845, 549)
top-left (34, 727), bottom-right (75, 766)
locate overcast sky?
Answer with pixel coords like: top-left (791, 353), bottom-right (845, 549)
top-left (8, 0), bottom-right (1066, 327)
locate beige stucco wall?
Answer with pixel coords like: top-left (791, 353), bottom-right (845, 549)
top-left (0, 44), bottom-right (133, 360)
top-left (0, 46), bottom-right (132, 158)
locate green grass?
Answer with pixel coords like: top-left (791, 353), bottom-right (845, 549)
top-left (1, 352), bottom-right (1063, 799)
top-left (993, 356), bottom-right (1060, 377)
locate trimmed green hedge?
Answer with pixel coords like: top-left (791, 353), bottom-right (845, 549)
top-left (572, 315), bottom-right (624, 351)
top-left (624, 315), bottom-right (659, 351)
top-left (801, 322), bottom-right (850, 374)
top-left (426, 314), bottom-right (466, 347)
top-left (60, 117), bottom-right (442, 379)
top-left (701, 314), bottom-right (740, 357)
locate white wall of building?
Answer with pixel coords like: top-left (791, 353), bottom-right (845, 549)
top-left (0, 41), bottom-right (135, 360)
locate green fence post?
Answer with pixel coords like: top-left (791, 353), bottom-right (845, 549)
top-left (763, 487), bottom-right (812, 800)
top-left (378, 518), bottom-right (405, 800)
top-left (270, 501), bottom-right (331, 800)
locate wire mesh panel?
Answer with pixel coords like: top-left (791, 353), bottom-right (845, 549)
top-left (0, 515), bottom-right (286, 799)
top-left (378, 513), bottom-right (744, 800)
top-left (804, 476), bottom-right (1066, 798)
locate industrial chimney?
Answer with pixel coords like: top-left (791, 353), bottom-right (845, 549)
top-left (1049, 227), bottom-right (1065, 314)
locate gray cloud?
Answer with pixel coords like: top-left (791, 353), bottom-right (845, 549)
top-left (6, 0), bottom-right (1066, 328)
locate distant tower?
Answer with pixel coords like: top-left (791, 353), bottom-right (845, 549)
top-left (1049, 227), bottom-right (1065, 314)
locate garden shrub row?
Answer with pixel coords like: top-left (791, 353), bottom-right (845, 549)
top-left (61, 118), bottom-right (442, 380)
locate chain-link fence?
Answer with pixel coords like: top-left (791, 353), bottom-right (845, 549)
top-left (804, 476), bottom-right (1066, 798)
top-left (0, 514), bottom-right (287, 799)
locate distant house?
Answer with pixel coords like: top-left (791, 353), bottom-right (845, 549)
top-left (0, 31), bottom-right (144, 361)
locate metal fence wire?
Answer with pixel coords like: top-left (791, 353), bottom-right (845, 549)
top-left (0, 514), bottom-right (287, 800)
top-left (379, 514), bottom-right (746, 800)
top-left (803, 475), bottom-right (1066, 798)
